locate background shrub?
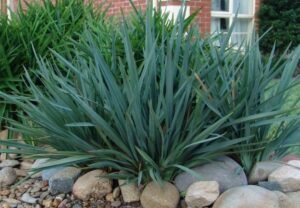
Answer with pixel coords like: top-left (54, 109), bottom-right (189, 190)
top-left (0, 0), bottom-right (111, 129)
top-left (258, 0), bottom-right (300, 54)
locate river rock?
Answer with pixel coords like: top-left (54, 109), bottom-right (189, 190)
top-left (30, 158), bottom-right (65, 180)
top-left (21, 193), bottom-right (37, 204)
top-left (185, 181), bottom-right (219, 208)
top-left (0, 167), bottom-right (17, 186)
top-left (249, 161), bottom-right (283, 184)
top-left (286, 191), bottom-right (300, 207)
top-left (0, 159), bottom-right (20, 168)
top-left (118, 180), bottom-right (140, 203)
top-left (268, 164), bottom-right (300, 192)
top-left (72, 170), bottom-right (112, 200)
top-left (175, 156), bottom-right (247, 193)
top-left (42, 167), bottom-right (66, 181)
top-left (212, 185), bottom-right (288, 208)
top-left (140, 181), bottom-right (179, 208)
top-left (49, 167), bottom-right (81, 194)
top-left (258, 181), bottom-right (283, 192)
top-left (287, 160), bottom-right (300, 168)
top-left (20, 161), bottom-right (33, 170)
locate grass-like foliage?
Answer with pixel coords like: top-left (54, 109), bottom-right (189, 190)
top-left (195, 33), bottom-right (300, 172)
top-left (0, 0), bottom-right (110, 129)
top-left (0, 2), bottom-right (300, 183)
top-left (0, 5), bottom-right (246, 183)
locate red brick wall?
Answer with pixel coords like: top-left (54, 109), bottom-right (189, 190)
top-left (7, 0), bottom-right (147, 14)
top-left (254, 0), bottom-right (261, 28)
top-left (1, 0), bottom-right (6, 14)
top-left (97, 0), bottom-right (147, 17)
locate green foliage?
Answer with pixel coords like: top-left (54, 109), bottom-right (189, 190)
top-left (258, 0), bottom-right (300, 54)
top-left (0, 0), bottom-right (110, 129)
top-left (195, 35), bottom-right (300, 172)
top-left (0, 1), bottom-right (300, 183)
top-left (0, 14), bottom-right (20, 128)
top-left (0, 0), bottom-right (196, 130)
top-left (0, 6), bottom-right (246, 184)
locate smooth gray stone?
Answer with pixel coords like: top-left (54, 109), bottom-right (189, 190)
top-left (49, 167), bottom-right (81, 194)
top-left (258, 181), bottom-right (283, 192)
top-left (175, 156), bottom-right (247, 193)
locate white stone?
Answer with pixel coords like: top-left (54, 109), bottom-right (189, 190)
top-left (20, 161), bottom-right (33, 170)
top-left (21, 193), bottom-right (37, 204)
top-left (212, 185), bottom-right (286, 208)
top-left (30, 158), bottom-right (49, 178)
top-left (249, 161), bottom-right (283, 184)
top-left (287, 191), bottom-right (300, 208)
top-left (268, 165), bottom-right (300, 192)
top-left (0, 159), bottom-right (20, 168)
top-left (185, 181), bottom-right (219, 208)
top-left (175, 156), bottom-right (247, 193)
top-left (72, 170), bottom-right (112, 200)
top-left (0, 167), bottom-right (16, 186)
top-left (287, 160), bottom-right (300, 168)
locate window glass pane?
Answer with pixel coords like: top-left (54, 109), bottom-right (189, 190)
top-left (212, 0), bottom-right (229, 12)
top-left (233, 19), bottom-right (252, 33)
top-left (161, 6), bottom-right (190, 22)
top-left (233, 0), bottom-right (253, 14)
top-left (231, 34), bottom-right (247, 46)
top-left (231, 19), bottom-right (252, 45)
top-left (211, 17), bottom-right (230, 33)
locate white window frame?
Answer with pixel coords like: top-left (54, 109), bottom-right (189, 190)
top-left (211, 0), bottom-right (256, 46)
top-left (6, 0), bottom-right (13, 19)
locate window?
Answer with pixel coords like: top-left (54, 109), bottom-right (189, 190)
top-left (211, 0), bottom-right (255, 46)
top-left (161, 5), bottom-right (190, 22)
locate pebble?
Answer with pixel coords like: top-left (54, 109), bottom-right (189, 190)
top-left (20, 161), bottom-right (33, 170)
top-left (72, 203), bottom-right (83, 208)
top-left (0, 160), bottom-right (20, 168)
top-left (53, 198), bottom-right (62, 207)
top-left (2, 203), bottom-right (10, 208)
top-left (0, 189), bottom-right (10, 196)
top-left (112, 187), bottom-right (120, 199)
top-left (42, 199), bottom-right (53, 207)
top-left (15, 169), bottom-right (28, 177)
top-left (111, 201), bottom-right (121, 207)
top-left (3, 198), bottom-right (21, 204)
top-left (39, 191), bottom-right (49, 201)
top-left (0, 167), bottom-right (17, 186)
top-left (105, 193), bottom-right (114, 202)
top-left (58, 199), bottom-right (69, 208)
top-left (21, 193), bottom-right (38, 204)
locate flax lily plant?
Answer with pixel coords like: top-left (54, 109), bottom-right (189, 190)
top-left (1, 2), bottom-right (300, 183)
top-left (0, 5), bottom-right (249, 184)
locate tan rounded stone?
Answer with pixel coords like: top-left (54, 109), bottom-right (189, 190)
top-left (268, 165), bottom-right (300, 192)
top-left (249, 161), bottom-right (283, 184)
top-left (185, 181), bottom-right (219, 208)
top-left (118, 180), bottom-right (140, 203)
top-left (141, 181), bottom-right (179, 208)
top-left (212, 185), bottom-right (285, 208)
top-left (72, 170), bottom-right (112, 200)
